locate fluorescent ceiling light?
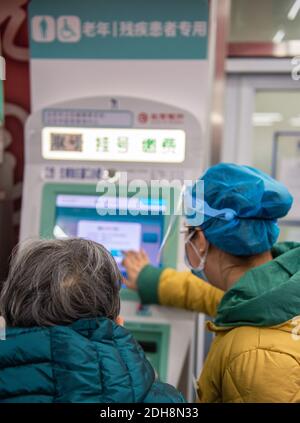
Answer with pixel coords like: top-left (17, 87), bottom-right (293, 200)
top-left (288, 0), bottom-right (300, 20)
top-left (272, 30), bottom-right (285, 44)
top-left (252, 113), bottom-right (283, 126)
top-left (253, 122), bottom-right (274, 127)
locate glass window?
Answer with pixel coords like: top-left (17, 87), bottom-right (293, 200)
top-left (230, 0), bottom-right (300, 43)
top-left (229, 0), bottom-right (300, 56)
top-left (252, 89), bottom-right (300, 240)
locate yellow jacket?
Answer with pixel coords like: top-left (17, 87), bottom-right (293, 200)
top-left (137, 243), bottom-right (300, 403)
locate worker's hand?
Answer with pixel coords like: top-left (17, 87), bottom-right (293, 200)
top-left (122, 250), bottom-right (150, 290)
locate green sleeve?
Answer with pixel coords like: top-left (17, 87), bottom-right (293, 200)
top-left (137, 265), bottom-right (165, 305)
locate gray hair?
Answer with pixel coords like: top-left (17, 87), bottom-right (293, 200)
top-left (0, 238), bottom-right (122, 327)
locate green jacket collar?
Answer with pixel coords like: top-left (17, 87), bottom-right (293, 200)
top-left (215, 242), bottom-right (300, 327)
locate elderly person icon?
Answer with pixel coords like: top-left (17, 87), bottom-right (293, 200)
top-left (0, 238), bottom-right (185, 403)
top-left (123, 163), bottom-right (300, 403)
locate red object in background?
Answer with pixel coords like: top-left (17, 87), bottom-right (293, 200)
top-left (138, 112), bottom-right (148, 124)
top-left (0, 0), bottom-right (31, 245)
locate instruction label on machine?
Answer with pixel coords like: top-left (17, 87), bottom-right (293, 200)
top-left (42, 127), bottom-right (186, 163)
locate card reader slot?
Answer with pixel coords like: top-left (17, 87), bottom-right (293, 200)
top-left (138, 341), bottom-right (158, 353)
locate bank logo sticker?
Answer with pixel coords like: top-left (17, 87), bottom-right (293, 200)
top-left (32, 16), bottom-right (55, 42)
top-left (138, 112), bottom-right (148, 124)
top-left (57, 16), bottom-right (81, 42)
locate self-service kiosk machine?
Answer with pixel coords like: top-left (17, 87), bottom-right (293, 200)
top-left (21, 96), bottom-right (203, 400)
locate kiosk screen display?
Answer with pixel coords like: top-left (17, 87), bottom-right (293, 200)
top-left (53, 194), bottom-right (165, 275)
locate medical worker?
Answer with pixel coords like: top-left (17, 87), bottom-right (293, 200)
top-left (123, 163), bottom-right (300, 403)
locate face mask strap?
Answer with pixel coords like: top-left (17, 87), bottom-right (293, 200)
top-left (185, 230), bottom-right (209, 272)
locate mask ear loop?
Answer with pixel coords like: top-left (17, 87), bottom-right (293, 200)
top-left (185, 232), bottom-right (202, 267)
top-left (156, 184), bottom-right (186, 264)
top-left (185, 229), bottom-right (209, 270)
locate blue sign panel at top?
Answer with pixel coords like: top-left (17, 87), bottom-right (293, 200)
top-left (29, 0), bottom-right (208, 60)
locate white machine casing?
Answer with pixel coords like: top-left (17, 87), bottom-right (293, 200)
top-left (21, 96), bottom-right (205, 401)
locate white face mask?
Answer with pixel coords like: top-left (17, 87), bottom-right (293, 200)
top-left (184, 230), bottom-right (209, 276)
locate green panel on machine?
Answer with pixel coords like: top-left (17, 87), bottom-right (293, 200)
top-left (40, 182), bottom-right (180, 278)
top-left (124, 321), bottom-right (170, 382)
top-left (39, 182), bottom-right (178, 380)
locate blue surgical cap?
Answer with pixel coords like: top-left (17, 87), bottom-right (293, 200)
top-left (185, 163), bottom-right (293, 256)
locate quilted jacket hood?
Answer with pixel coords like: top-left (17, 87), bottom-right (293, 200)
top-left (215, 242), bottom-right (300, 327)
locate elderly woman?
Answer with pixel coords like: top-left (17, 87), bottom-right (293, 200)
top-left (0, 238), bottom-right (184, 403)
top-left (123, 163), bottom-right (300, 403)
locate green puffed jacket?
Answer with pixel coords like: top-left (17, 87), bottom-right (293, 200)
top-left (0, 317), bottom-right (185, 403)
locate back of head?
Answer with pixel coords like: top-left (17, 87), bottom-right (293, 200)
top-left (185, 163), bottom-right (293, 256)
top-left (0, 238), bottom-right (121, 327)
